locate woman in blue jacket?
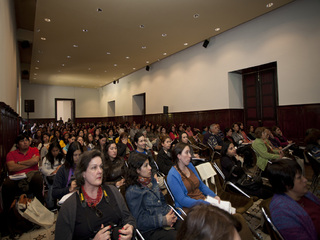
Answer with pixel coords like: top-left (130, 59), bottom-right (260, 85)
top-left (167, 142), bottom-right (220, 212)
top-left (125, 152), bottom-right (179, 240)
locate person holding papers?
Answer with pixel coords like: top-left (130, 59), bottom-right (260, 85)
top-left (167, 142), bottom-right (220, 213)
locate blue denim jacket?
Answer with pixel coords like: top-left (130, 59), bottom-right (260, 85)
top-left (125, 178), bottom-right (170, 233)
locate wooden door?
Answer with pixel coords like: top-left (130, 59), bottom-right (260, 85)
top-left (242, 63), bottom-right (278, 128)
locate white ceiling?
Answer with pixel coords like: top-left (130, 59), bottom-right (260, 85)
top-left (19, 0), bottom-right (295, 88)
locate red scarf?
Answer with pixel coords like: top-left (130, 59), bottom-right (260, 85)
top-left (138, 176), bottom-right (152, 188)
top-left (81, 185), bottom-right (103, 207)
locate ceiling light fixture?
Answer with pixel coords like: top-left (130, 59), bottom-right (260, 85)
top-left (184, 43), bottom-right (188, 46)
top-left (62, 64), bottom-right (65, 67)
top-left (67, 56), bottom-right (71, 59)
top-left (266, 3), bottom-right (273, 7)
top-left (73, 44), bottom-right (78, 48)
top-left (82, 29), bottom-right (88, 32)
top-left (133, 67), bottom-right (136, 70)
top-left (162, 33), bottom-right (167, 37)
top-left (34, 73), bottom-right (37, 75)
top-left (146, 61), bottom-right (149, 64)
top-left (41, 37), bottom-right (46, 40)
top-left (142, 46), bottom-right (146, 49)
top-left (106, 52), bottom-right (111, 55)
top-left (163, 53), bottom-right (167, 55)
top-left (44, 18), bottom-right (51, 22)
top-left (114, 64), bottom-right (117, 67)
top-left (88, 68), bottom-right (91, 70)
top-left (36, 29), bottom-right (41, 32)
top-left (139, 24), bottom-right (145, 28)
top-left (126, 56), bottom-right (130, 59)
top-left (193, 13), bottom-right (200, 19)
top-left (215, 27), bottom-right (221, 31)
top-left (36, 60), bottom-right (40, 63)
top-left (35, 67), bottom-right (39, 69)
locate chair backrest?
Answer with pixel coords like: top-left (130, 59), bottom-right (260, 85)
top-left (306, 151), bottom-right (320, 176)
top-left (260, 199), bottom-right (284, 240)
top-left (195, 162), bottom-right (216, 190)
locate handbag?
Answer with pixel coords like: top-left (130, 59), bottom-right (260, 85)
top-left (236, 174), bottom-right (262, 191)
top-left (16, 194), bottom-right (55, 228)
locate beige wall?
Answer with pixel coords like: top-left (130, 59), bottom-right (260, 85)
top-left (18, 0), bottom-right (320, 118)
top-left (0, 0), bottom-right (20, 112)
top-left (100, 0), bottom-right (320, 116)
top-left (21, 81), bottom-right (100, 119)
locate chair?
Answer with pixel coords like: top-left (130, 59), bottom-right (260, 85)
top-left (211, 160), bottom-right (254, 214)
top-left (305, 151), bottom-right (320, 193)
top-left (212, 159), bottom-right (251, 199)
top-left (163, 178), bottom-right (187, 218)
top-left (260, 198), bottom-right (284, 240)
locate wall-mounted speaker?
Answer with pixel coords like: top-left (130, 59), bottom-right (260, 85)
top-left (25, 100), bottom-right (35, 113)
top-left (203, 39), bottom-right (209, 48)
top-left (163, 106), bottom-right (168, 114)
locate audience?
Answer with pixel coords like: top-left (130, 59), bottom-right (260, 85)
top-left (40, 140), bottom-right (65, 209)
top-left (167, 143), bottom-right (220, 212)
top-left (126, 153), bottom-right (179, 240)
top-left (156, 134), bottom-right (173, 175)
top-left (177, 204), bottom-right (241, 240)
top-left (2, 134), bottom-right (44, 213)
top-left (267, 159), bottom-right (320, 240)
top-left (52, 141), bottom-right (83, 200)
top-left (55, 150), bottom-right (135, 240)
top-left (252, 127), bottom-right (283, 172)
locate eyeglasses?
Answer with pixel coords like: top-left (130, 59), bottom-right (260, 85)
top-left (92, 206), bottom-right (103, 218)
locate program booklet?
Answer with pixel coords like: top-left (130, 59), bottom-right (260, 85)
top-left (205, 195), bottom-right (236, 214)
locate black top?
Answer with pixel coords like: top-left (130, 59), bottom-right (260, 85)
top-left (73, 188), bottom-right (122, 240)
top-left (221, 155), bottom-right (245, 182)
top-left (157, 148), bottom-right (173, 175)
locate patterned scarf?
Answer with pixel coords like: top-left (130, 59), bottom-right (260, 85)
top-left (81, 185), bottom-right (103, 207)
top-left (138, 176), bottom-right (152, 188)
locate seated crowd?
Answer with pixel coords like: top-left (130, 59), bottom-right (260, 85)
top-left (1, 119), bottom-right (319, 239)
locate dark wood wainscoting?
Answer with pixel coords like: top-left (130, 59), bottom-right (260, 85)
top-left (277, 104), bottom-right (320, 144)
top-left (0, 102), bottom-right (20, 178)
top-left (25, 104), bottom-right (319, 145)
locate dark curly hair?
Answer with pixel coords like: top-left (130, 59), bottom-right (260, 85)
top-left (126, 152), bottom-right (149, 186)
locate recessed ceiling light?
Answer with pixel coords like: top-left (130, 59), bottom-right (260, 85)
top-left (215, 27), bottom-right (221, 32)
top-left (97, 8), bottom-right (103, 12)
top-left (88, 68), bottom-right (91, 70)
top-left (146, 61), bottom-right (149, 64)
top-left (36, 60), bottom-right (40, 63)
top-left (139, 24), bottom-right (145, 28)
top-left (33, 77), bottom-right (36, 79)
top-left (36, 29), bottom-right (41, 32)
top-left (266, 3), bottom-right (273, 7)
top-left (73, 44), bottom-right (78, 48)
top-left (82, 29), bottom-right (88, 32)
top-left (62, 64), bottom-right (65, 67)
top-left (193, 13), bottom-right (200, 19)
top-left (162, 33), bottom-right (167, 37)
top-left (142, 46), bottom-right (146, 49)
top-left (106, 52), bottom-right (111, 55)
top-left (114, 64), bottom-right (117, 67)
top-left (126, 56), bottom-right (130, 59)
top-left (44, 18), bottom-right (51, 22)
top-left (67, 56), bottom-right (71, 59)
top-left (104, 70), bottom-right (107, 72)
top-left (133, 67), bottom-right (136, 70)
top-left (34, 73), bottom-right (37, 75)
top-left (184, 43), bottom-right (188, 46)
top-left (41, 37), bottom-right (46, 41)
top-left (163, 53), bottom-right (167, 55)
top-left (35, 67), bottom-right (39, 69)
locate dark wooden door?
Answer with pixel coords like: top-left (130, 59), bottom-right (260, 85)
top-left (243, 63), bottom-right (278, 128)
